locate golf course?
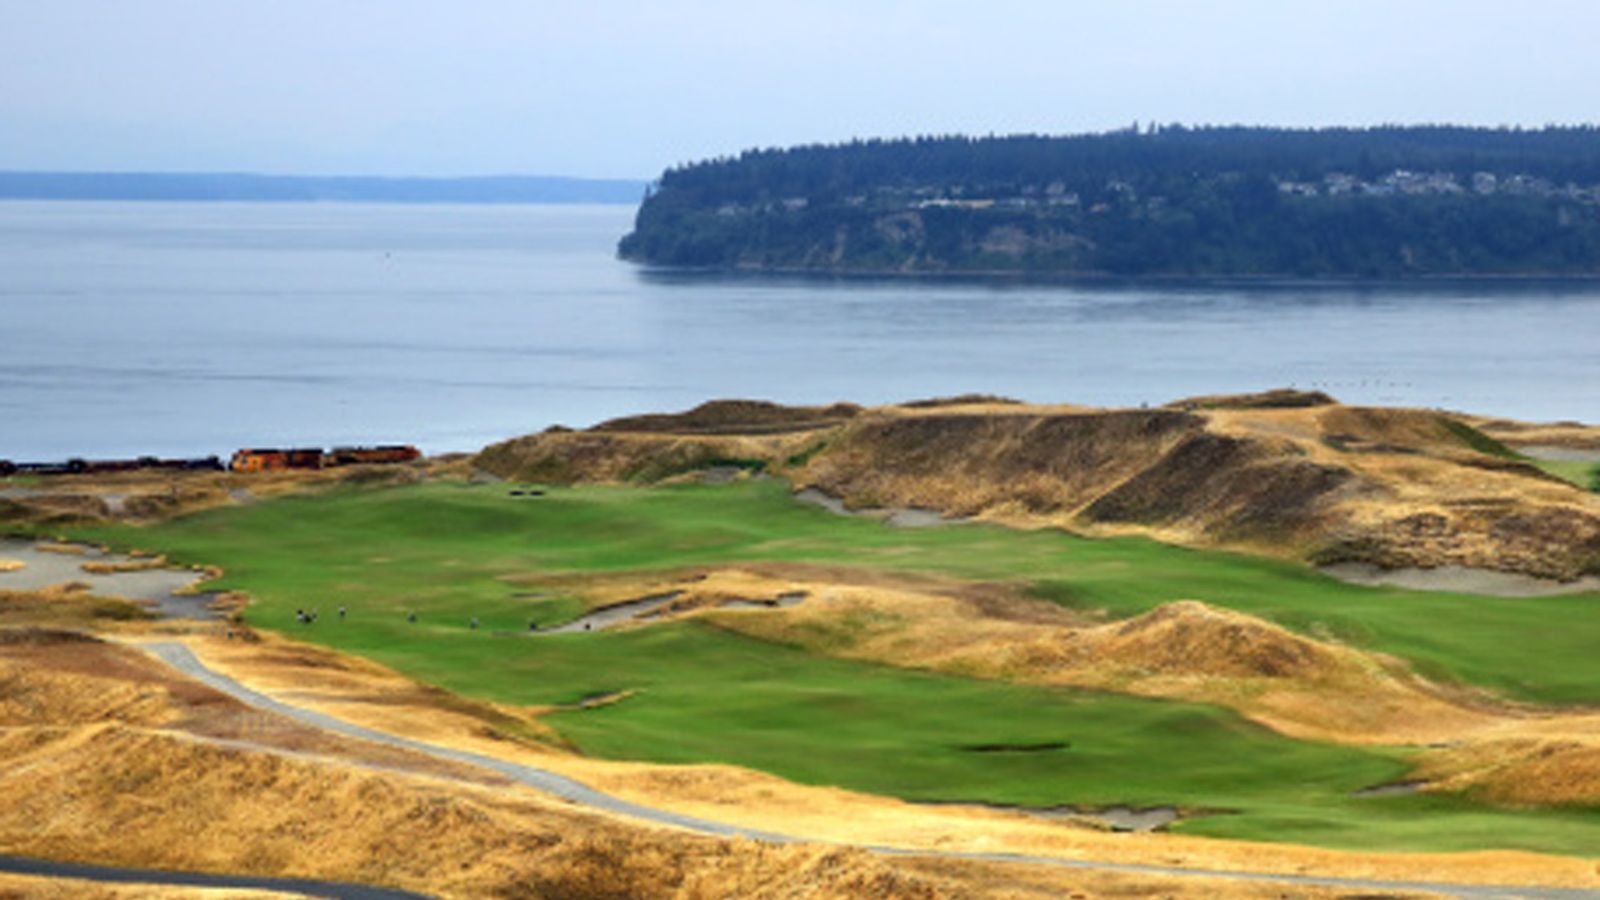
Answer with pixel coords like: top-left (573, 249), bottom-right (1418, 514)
top-left (66, 474), bottom-right (1600, 856)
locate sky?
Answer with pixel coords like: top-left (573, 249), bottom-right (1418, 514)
top-left (3, 0), bottom-right (1599, 179)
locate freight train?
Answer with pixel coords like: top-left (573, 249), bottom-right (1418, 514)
top-left (0, 456), bottom-right (225, 477)
top-left (1, 445), bottom-right (420, 477)
top-left (229, 445), bottom-right (421, 472)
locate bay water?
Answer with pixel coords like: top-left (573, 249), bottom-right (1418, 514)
top-left (2, 200), bottom-right (1596, 460)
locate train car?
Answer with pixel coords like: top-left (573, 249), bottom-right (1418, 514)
top-left (4, 454), bottom-right (228, 476)
top-left (229, 448), bottom-right (325, 473)
top-left (79, 458), bottom-right (144, 474)
top-left (140, 455), bottom-right (226, 471)
top-left (324, 445), bottom-right (422, 467)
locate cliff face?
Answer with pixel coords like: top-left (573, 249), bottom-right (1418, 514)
top-left (475, 395), bottom-right (1600, 581)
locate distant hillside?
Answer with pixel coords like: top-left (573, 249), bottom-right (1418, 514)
top-left (476, 394), bottom-right (1600, 581)
top-left (619, 126), bottom-right (1600, 277)
top-left (0, 171), bottom-right (647, 204)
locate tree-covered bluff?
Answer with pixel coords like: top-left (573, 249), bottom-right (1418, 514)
top-left (618, 126), bottom-right (1600, 278)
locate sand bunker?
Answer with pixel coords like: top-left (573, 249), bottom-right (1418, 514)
top-left (540, 592), bottom-right (685, 634)
top-left (1321, 562), bottom-right (1600, 597)
top-left (538, 584), bottom-right (810, 634)
top-left (0, 539), bottom-right (210, 618)
top-left (1518, 446), bottom-right (1600, 463)
top-left (922, 801), bottom-right (1184, 833)
top-left (793, 487), bottom-right (966, 528)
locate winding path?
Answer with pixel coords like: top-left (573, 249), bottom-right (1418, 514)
top-left (0, 852), bottom-right (431, 899)
top-left (130, 642), bottom-right (1600, 900)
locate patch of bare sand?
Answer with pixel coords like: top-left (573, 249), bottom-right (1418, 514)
top-left (164, 629), bottom-right (1600, 892)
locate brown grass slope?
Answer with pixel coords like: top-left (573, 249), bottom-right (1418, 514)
top-left (476, 393), bottom-right (1600, 579)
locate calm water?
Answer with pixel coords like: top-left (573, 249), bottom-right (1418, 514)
top-left (2, 200), bottom-right (1598, 460)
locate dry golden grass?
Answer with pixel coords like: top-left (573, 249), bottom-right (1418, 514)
top-left (0, 561), bottom-right (24, 573)
top-left (0, 464), bottom-right (427, 528)
top-left (474, 396), bottom-right (1600, 580)
top-left (79, 556), bottom-right (168, 575)
top-left (0, 629), bottom-right (1445, 900)
top-left (0, 588), bottom-right (153, 630)
top-left (30, 543), bottom-right (87, 556)
top-left (475, 429), bottom-right (816, 485)
top-left (186, 628), bottom-right (570, 754)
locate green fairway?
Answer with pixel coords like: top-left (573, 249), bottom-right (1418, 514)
top-left (87, 478), bottom-right (1600, 704)
top-left (1531, 457), bottom-right (1600, 491)
top-left (71, 478), bottom-right (1600, 853)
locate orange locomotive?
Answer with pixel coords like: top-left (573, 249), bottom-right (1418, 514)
top-left (228, 448), bottom-right (325, 473)
top-left (325, 445), bottom-right (422, 466)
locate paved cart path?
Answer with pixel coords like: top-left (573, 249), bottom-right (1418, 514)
top-left (0, 852), bottom-right (432, 899)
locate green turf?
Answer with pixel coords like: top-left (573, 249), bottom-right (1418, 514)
top-left (89, 478), bottom-right (1600, 705)
top-left (70, 479), bottom-right (1600, 853)
top-left (1531, 457), bottom-right (1600, 491)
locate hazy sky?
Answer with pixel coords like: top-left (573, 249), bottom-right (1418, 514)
top-left (3, 1), bottom-right (1599, 179)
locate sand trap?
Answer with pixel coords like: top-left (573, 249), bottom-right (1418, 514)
top-left (540, 592), bottom-right (684, 634)
top-left (1085, 806), bottom-right (1183, 832)
top-left (1516, 445), bottom-right (1600, 463)
top-left (700, 466), bottom-right (768, 485)
top-left (1321, 562), bottom-right (1600, 597)
top-left (1352, 781), bottom-right (1423, 798)
top-left (537, 588), bottom-right (811, 634)
top-left (794, 488), bottom-right (966, 528)
top-left (0, 538), bottom-right (212, 617)
top-left (720, 591), bottom-right (808, 611)
top-left (922, 801), bottom-right (1182, 833)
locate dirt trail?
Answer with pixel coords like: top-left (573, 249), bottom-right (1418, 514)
top-left (136, 641), bottom-right (1600, 900)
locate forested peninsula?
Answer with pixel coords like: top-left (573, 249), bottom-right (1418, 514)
top-left (619, 126), bottom-right (1600, 278)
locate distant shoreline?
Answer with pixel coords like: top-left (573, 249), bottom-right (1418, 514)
top-left (629, 261), bottom-right (1600, 289)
